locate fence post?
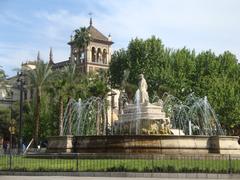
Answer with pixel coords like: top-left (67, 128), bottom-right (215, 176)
top-left (151, 154), bottom-right (154, 172)
top-left (228, 154), bottom-right (232, 174)
top-left (9, 153), bottom-right (12, 171)
top-left (76, 154), bottom-right (79, 172)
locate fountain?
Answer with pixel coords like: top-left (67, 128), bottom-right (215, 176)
top-left (47, 74), bottom-right (240, 155)
top-left (114, 74), bottom-right (172, 135)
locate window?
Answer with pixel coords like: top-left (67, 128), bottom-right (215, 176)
top-left (91, 47), bottom-right (96, 62)
top-left (97, 48), bottom-right (102, 63)
top-left (103, 49), bottom-right (107, 64)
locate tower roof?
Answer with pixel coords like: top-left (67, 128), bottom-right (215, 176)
top-left (88, 25), bottom-right (108, 42)
top-left (87, 25), bottom-right (113, 44)
top-left (68, 18), bottom-right (113, 45)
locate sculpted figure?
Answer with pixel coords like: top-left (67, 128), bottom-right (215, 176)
top-left (138, 74), bottom-right (149, 104)
top-left (149, 121), bottom-right (159, 134)
top-left (164, 118), bottom-right (172, 134)
top-left (118, 90), bottom-right (128, 114)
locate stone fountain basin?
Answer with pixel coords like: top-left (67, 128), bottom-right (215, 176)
top-left (47, 135), bottom-right (240, 155)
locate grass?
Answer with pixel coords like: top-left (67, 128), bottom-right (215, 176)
top-left (0, 155), bottom-right (240, 173)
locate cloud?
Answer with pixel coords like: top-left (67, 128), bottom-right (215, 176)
top-left (1, 0), bottom-right (240, 76)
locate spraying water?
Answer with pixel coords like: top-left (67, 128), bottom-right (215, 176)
top-left (62, 97), bottom-right (107, 136)
top-left (163, 93), bottom-right (225, 136)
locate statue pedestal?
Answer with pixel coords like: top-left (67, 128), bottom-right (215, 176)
top-left (116, 103), bottom-right (171, 135)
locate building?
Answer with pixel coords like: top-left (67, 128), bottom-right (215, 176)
top-left (51, 18), bottom-right (113, 73)
top-left (0, 18), bottom-right (113, 103)
top-left (0, 76), bottom-right (19, 108)
top-left (0, 18), bottom-right (118, 130)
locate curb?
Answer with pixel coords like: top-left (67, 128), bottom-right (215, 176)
top-left (0, 171), bottom-right (240, 179)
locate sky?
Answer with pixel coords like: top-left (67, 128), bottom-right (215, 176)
top-left (0, 0), bottom-right (240, 77)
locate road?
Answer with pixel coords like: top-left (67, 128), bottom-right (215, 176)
top-left (0, 176), bottom-right (236, 180)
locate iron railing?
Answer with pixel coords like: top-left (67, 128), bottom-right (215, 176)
top-left (0, 153), bottom-right (240, 174)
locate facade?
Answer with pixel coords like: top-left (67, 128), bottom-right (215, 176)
top-left (0, 76), bottom-right (19, 108)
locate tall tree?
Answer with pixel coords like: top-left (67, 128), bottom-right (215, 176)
top-left (25, 60), bottom-right (52, 145)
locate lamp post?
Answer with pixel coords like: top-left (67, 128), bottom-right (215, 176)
top-left (17, 71), bottom-right (24, 154)
top-left (9, 119), bottom-right (16, 154)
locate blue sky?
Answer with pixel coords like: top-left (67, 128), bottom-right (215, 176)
top-left (1, 0), bottom-right (240, 76)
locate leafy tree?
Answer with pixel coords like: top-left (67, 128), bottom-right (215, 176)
top-left (88, 70), bottom-right (110, 98)
top-left (110, 36), bottom-right (240, 135)
top-left (109, 49), bottom-right (129, 88)
top-left (0, 106), bottom-right (11, 138)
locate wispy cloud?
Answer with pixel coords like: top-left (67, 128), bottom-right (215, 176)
top-left (0, 0), bottom-right (240, 76)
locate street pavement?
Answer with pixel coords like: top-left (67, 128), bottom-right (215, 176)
top-left (0, 176), bottom-right (236, 180)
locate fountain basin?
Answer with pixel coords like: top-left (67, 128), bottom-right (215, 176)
top-left (47, 135), bottom-right (240, 155)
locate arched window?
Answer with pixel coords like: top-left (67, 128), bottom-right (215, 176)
top-left (91, 47), bottom-right (96, 62)
top-left (102, 49), bottom-right (107, 64)
top-left (80, 51), bottom-right (85, 63)
top-left (73, 48), bottom-right (78, 62)
top-left (97, 48), bottom-right (102, 63)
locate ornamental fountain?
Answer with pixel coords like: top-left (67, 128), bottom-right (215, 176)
top-left (47, 74), bottom-right (240, 155)
top-left (114, 74), bottom-right (174, 135)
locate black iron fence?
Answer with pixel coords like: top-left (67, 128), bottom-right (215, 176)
top-left (0, 153), bottom-right (240, 174)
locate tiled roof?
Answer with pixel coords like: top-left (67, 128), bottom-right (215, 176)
top-left (88, 25), bottom-right (109, 42)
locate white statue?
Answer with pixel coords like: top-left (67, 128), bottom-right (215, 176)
top-left (118, 90), bottom-right (128, 114)
top-left (138, 74), bottom-right (149, 104)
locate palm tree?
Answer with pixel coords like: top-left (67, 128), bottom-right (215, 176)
top-left (73, 27), bottom-right (91, 50)
top-left (45, 69), bottom-right (65, 136)
top-left (48, 62), bottom-right (77, 135)
top-left (73, 27), bottom-right (91, 70)
top-left (25, 60), bottom-right (52, 145)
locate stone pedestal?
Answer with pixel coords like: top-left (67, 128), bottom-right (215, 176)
top-left (209, 136), bottom-right (240, 154)
top-left (119, 103), bottom-right (168, 120)
top-left (47, 135), bottom-right (73, 153)
top-left (116, 103), bottom-right (171, 135)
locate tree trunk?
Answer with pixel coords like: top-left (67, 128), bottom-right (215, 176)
top-left (96, 102), bottom-right (100, 135)
top-left (34, 88), bottom-right (41, 146)
top-left (105, 101), bottom-right (109, 136)
top-left (59, 95), bottom-right (64, 136)
top-left (102, 103), bottom-right (106, 135)
top-left (67, 97), bottom-right (72, 135)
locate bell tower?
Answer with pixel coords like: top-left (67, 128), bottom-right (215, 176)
top-left (68, 18), bottom-right (113, 73)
